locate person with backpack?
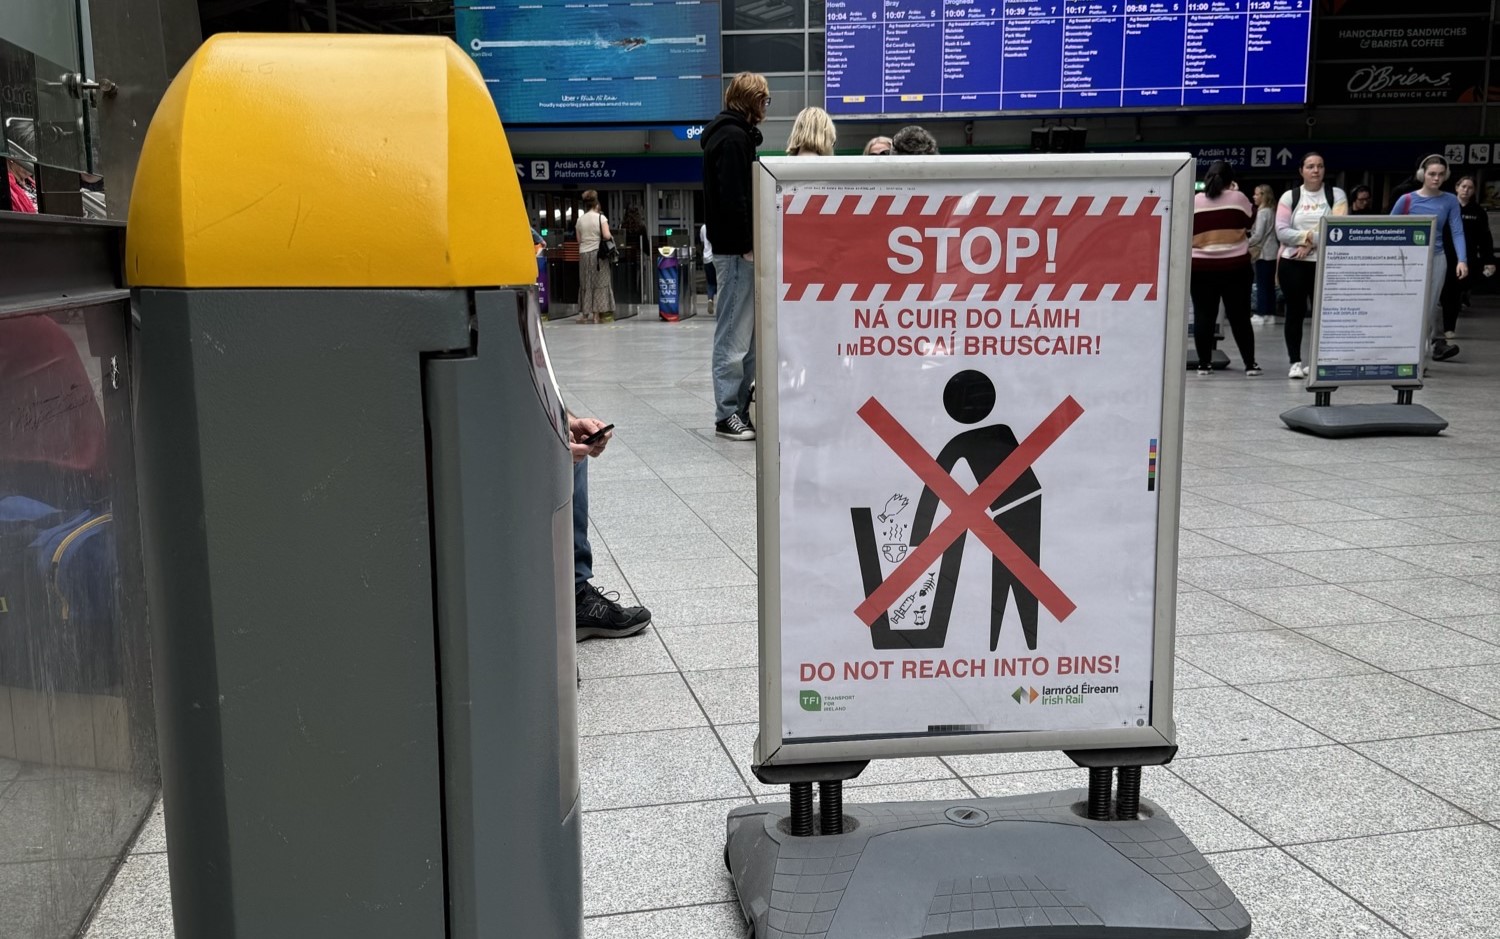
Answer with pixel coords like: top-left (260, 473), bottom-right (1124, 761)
top-left (1274, 152), bottom-right (1347, 379)
top-left (1392, 154), bottom-right (1468, 363)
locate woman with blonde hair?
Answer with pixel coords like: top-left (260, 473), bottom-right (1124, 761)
top-left (786, 107), bottom-right (836, 156)
top-left (575, 189), bottom-right (616, 324)
top-left (1248, 183), bottom-right (1278, 324)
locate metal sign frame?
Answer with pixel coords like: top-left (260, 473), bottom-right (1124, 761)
top-left (1307, 215), bottom-right (1438, 391)
top-left (752, 154), bottom-right (1194, 769)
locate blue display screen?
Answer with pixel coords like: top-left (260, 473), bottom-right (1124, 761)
top-left (456, 1), bottom-right (723, 125)
top-left (825, 0), bottom-right (1312, 117)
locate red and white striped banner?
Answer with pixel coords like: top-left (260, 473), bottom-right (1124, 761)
top-left (779, 191), bottom-right (1166, 304)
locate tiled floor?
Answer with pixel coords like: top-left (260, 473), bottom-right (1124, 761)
top-left (90, 303), bottom-right (1500, 938)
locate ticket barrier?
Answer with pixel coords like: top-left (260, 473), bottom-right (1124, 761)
top-left (128, 36), bottom-right (581, 938)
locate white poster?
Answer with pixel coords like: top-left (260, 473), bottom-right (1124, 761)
top-left (770, 172), bottom-right (1178, 747)
top-left (1311, 218), bottom-right (1435, 387)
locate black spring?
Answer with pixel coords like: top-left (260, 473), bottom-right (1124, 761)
top-left (790, 782), bottom-right (815, 837)
top-left (1116, 766), bottom-right (1142, 821)
top-left (819, 781), bottom-right (844, 835)
top-left (1087, 767), bottom-right (1113, 821)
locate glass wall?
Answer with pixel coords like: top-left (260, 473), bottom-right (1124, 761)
top-left (0, 298), bottom-right (157, 939)
top-left (2, 0), bottom-right (101, 216)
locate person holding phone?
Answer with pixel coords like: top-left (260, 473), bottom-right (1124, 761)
top-left (568, 415), bottom-right (651, 641)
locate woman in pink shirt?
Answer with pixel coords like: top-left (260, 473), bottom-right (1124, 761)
top-left (1191, 161), bottom-right (1259, 376)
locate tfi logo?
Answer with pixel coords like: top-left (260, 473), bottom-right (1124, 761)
top-left (799, 690), bottom-right (822, 712)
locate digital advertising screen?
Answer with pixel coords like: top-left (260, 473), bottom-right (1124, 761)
top-left (456, 0), bottom-right (723, 125)
top-left (825, 0), bottom-right (1314, 118)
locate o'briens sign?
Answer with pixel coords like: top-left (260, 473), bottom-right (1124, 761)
top-left (752, 155), bottom-right (1194, 768)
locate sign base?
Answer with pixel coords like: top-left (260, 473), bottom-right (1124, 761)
top-left (725, 790), bottom-right (1250, 939)
top-left (1185, 349), bottom-right (1230, 371)
top-left (1281, 403), bottom-right (1448, 438)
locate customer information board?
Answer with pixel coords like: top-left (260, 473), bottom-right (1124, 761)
top-left (752, 155), bottom-right (1193, 767)
top-left (456, 0), bottom-right (722, 125)
top-left (825, 0), bottom-right (1314, 117)
top-left (1308, 216), bottom-right (1437, 389)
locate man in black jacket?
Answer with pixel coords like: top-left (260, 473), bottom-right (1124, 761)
top-left (702, 72), bottom-right (768, 441)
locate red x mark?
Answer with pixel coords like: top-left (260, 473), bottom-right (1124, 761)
top-left (854, 396), bottom-right (1084, 627)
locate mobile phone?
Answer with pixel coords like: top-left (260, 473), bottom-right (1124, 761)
top-left (582, 423), bottom-right (615, 446)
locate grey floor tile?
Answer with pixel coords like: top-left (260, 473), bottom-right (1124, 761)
top-left (1374, 474), bottom-right (1497, 496)
top-left (1260, 548), bottom-right (1433, 584)
top-left (1179, 502), bottom-right (1283, 529)
top-left (1169, 747), bottom-right (1476, 844)
top-left (1283, 479), bottom-right (1406, 501)
top-left (1354, 730), bottom-right (1500, 821)
top-left (1175, 629), bottom-right (1377, 684)
top-left (1212, 584), bottom-right (1408, 628)
top-left (668, 474), bottom-right (757, 495)
top-left (584, 903), bottom-right (747, 939)
top-left (1437, 613), bottom-right (1500, 646)
top-left (1173, 686), bottom-right (1334, 757)
top-left (682, 667), bottom-right (760, 726)
top-left (580, 727), bottom-right (750, 810)
top-left (1434, 491), bottom-right (1500, 514)
top-left (577, 627), bottom-right (679, 679)
top-left (618, 556), bottom-right (756, 594)
top-left (1350, 577), bottom-right (1500, 619)
top-left (1338, 495), bottom-right (1474, 519)
top-left (5, 857), bottom-right (115, 939)
top-left (1303, 518), bottom-right (1460, 548)
top-left (581, 799), bottom-right (744, 916)
top-left (132, 799), bottom-right (167, 855)
top-left (604, 532), bottom-right (740, 565)
top-left (1193, 525), bottom-right (1358, 554)
top-left (1176, 531), bottom-right (1246, 558)
top-left (81, 852), bottom-right (174, 939)
top-left (1298, 619), bottom-right (1500, 672)
top-left (1405, 513), bottom-right (1500, 542)
top-left (1398, 665), bottom-right (1500, 718)
top-left (1210, 849), bottom-right (1407, 939)
top-left (1177, 556), bottom-right (1319, 590)
top-left (1379, 541), bottom-right (1500, 577)
top-left (1241, 673), bottom-right (1497, 744)
top-left (1467, 572), bottom-right (1500, 593)
top-left (657, 620), bottom-right (760, 671)
top-left (1188, 483), bottom-right (1314, 506)
top-left (1173, 590), bottom-right (1280, 635)
top-left (578, 673), bottom-right (707, 737)
top-left (1238, 500), bottom-right (1380, 524)
top-left (632, 585), bottom-right (759, 627)
top-left (1172, 657), bottom-right (1225, 690)
top-left (1289, 825), bottom-right (1500, 939)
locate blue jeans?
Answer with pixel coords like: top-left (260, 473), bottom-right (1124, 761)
top-left (573, 458), bottom-right (591, 590)
top-left (711, 254), bottom-right (756, 422)
top-left (1253, 258), bottom-right (1276, 318)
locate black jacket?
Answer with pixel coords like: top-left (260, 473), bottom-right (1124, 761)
top-left (701, 110), bottom-right (762, 256)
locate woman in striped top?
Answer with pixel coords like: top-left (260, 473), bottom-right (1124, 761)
top-left (1191, 160), bottom-right (1259, 377)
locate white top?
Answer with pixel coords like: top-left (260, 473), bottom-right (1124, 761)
top-left (577, 210), bottom-right (606, 254)
top-left (700, 223), bottom-right (713, 262)
top-left (1276, 185), bottom-right (1347, 263)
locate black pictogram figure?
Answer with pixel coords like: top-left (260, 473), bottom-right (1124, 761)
top-left (909, 370), bottom-right (1044, 651)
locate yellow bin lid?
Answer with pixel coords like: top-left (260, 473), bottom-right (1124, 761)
top-left (127, 34), bottom-right (534, 289)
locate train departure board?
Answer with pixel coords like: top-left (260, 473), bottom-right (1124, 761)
top-left (825, 0), bottom-right (1313, 117)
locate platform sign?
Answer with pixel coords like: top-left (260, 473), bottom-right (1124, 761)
top-left (1308, 216), bottom-right (1437, 390)
top-left (753, 155), bottom-right (1194, 768)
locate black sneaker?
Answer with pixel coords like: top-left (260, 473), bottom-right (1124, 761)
top-left (1433, 340), bottom-right (1460, 361)
top-left (576, 582), bottom-right (651, 641)
top-left (738, 410), bottom-right (756, 434)
top-left (715, 413), bottom-right (755, 440)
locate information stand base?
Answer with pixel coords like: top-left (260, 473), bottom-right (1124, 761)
top-left (1281, 403), bottom-right (1448, 438)
top-left (1184, 349), bottom-right (1230, 371)
top-left (725, 790), bottom-right (1250, 939)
